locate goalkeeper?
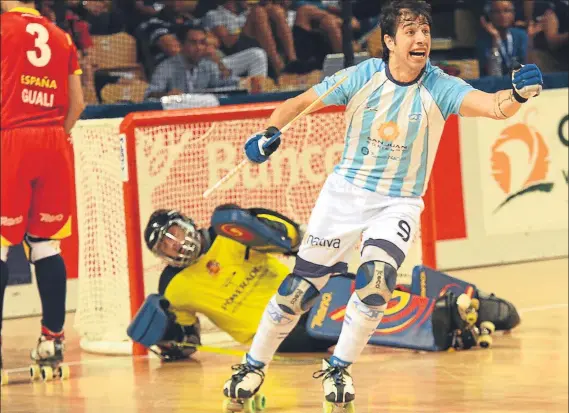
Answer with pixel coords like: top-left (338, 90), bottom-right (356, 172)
top-left (127, 205), bottom-right (519, 361)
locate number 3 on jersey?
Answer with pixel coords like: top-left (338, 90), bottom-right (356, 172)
top-left (26, 23), bottom-right (51, 67)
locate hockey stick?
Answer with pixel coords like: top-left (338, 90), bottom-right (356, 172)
top-left (202, 75), bottom-right (349, 198)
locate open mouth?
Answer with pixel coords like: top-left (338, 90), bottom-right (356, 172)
top-left (409, 51), bottom-right (426, 57)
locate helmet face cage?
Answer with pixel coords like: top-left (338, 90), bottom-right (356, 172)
top-left (148, 213), bottom-right (202, 268)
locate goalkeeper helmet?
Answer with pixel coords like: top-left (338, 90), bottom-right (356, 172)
top-left (144, 209), bottom-right (203, 267)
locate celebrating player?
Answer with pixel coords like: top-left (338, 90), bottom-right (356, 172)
top-left (127, 205), bottom-right (519, 362)
top-left (222, 0), bottom-right (542, 411)
top-left (0, 0), bottom-right (85, 382)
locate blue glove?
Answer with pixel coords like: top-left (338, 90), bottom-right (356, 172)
top-left (244, 126), bottom-right (281, 164)
top-left (511, 63), bottom-right (543, 102)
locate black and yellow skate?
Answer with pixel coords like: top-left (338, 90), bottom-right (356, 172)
top-left (433, 292), bottom-right (496, 351)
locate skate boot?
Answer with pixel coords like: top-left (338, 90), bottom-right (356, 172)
top-left (313, 358), bottom-right (355, 413)
top-left (30, 327), bottom-right (70, 382)
top-left (477, 290), bottom-right (520, 331)
top-left (1, 336), bottom-right (8, 386)
top-left (433, 292), bottom-right (496, 351)
top-left (222, 354), bottom-right (266, 412)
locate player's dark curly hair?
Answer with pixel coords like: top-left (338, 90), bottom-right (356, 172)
top-left (380, 0), bottom-right (432, 62)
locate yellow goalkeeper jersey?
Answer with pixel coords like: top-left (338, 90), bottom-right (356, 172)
top-left (163, 235), bottom-right (290, 344)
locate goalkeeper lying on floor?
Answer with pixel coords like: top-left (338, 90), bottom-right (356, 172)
top-left (127, 204), bottom-right (520, 361)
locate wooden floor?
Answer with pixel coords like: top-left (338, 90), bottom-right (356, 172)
top-left (1, 258), bottom-right (567, 413)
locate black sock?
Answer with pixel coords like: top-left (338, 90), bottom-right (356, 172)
top-left (34, 255), bottom-right (67, 333)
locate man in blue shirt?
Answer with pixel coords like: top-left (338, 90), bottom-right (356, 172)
top-left (478, 0), bottom-right (529, 76)
top-left (144, 25), bottom-right (240, 100)
top-left (221, 0), bottom-right (543, 410)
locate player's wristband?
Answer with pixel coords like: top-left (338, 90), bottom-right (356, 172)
top-left (512, 88), bottom-right (528, 103)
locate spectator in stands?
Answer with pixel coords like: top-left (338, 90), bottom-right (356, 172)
top-left (477, 1), bottom-right (529, 77)
top-left (292, 0), bottom-right (362, 68)
top-left (143, 25), bottom-right (240, 100)
top-left (136, 0), bottom-right (200, 73)
top-left (202, 0), bottom-right (313, 80)
top-left (69, 0), bottom-right (126, 35)
top-left (529, 0), bottom-right (569, 73)
top-left (39, 0), bottom-right (97, 102)
top-left (136, 1), bottom-right (268, 90)
top-left (204, 31), bottom-right (268, 93)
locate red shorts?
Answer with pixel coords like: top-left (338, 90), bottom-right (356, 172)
top-left (1, 126), bottom-right (73, 246)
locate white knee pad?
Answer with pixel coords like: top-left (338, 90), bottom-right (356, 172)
top-left (25, 235), bottom-right (61, 263)
top-left (1, 246), bottom-right (8, 262)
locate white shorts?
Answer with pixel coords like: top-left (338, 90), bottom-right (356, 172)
top-left (294, 173), bottom-right (424, 278)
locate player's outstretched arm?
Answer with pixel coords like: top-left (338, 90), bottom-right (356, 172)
top-left (267, 88), bottom-right (324, 129)
top-left (459, 64), bottom-right (543, 120)
top-left (64, 74), bottom-right (86, 134)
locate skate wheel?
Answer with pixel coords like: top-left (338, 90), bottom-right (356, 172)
top-left (480, 321), bottom-right (496, 335)
top-left (465, 311), bottom-right (478, 325)
top-left (30, 364), bottom-right (41, 381)
top-left (470, 298), bottom-right (480, 310)
top-left (478, 335), bottom-right (493, 348)
top-left (41, 366), bottom-right (54, 382)
top-left (254, 393), bottom-right (266, 411)
top-left (1, 369), bottom-right (8, 386)
top-left (58, 364), bottom-right (71, 380)
top-left (323, 401), bottom-right (356, 413)
top-left (222, 397), bottom-right (255, 413)
top-left (456, 294), bottom-right (471, 311)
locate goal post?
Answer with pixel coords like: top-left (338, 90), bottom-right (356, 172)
top-left (73, 103), bottom-right (437, 356)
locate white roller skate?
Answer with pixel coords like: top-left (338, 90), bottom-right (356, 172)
top-left (30, 329), bottom-right (70, 382)
top-left (313, 359), bottom-right (356, 413)
top-left (222, 355), bottom-right (266, 413)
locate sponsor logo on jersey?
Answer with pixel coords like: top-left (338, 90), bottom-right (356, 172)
top-left (221, 266), bottom-right (265, 311)
top-left (39, 213), bottom-right (64, 223)
top-left (1, 216), bottom-right (23, 226)
top-left (408, 113), bottom-right (422, 122)
top-left (305, 234), bottom-right (341, 249)
top-left (378, 121), bottom-right (400, 142)
top-left (206, 260), bottom-right (220, 276)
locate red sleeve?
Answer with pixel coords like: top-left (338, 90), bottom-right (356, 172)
top-left (67, 35), bottom-right (82, 75)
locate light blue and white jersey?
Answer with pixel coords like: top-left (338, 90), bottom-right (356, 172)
top-left (312, 58), bottom-right (474, 197)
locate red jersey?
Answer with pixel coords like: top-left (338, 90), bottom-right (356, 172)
top-left (0, 7), bottom-right (82, 130)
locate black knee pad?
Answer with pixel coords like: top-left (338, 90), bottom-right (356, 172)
top-left (355, 261), bottom-right (398, 306)
top-left (275, 273), bottom-right (320, 315)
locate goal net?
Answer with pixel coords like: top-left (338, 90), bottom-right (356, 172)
top-left (72, 103), bottom-right (435, 355)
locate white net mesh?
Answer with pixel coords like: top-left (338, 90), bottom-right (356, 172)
top-left (72, 119), bottom-right (133, 354)
top-left (72, 107), bottom-right (423, 354)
